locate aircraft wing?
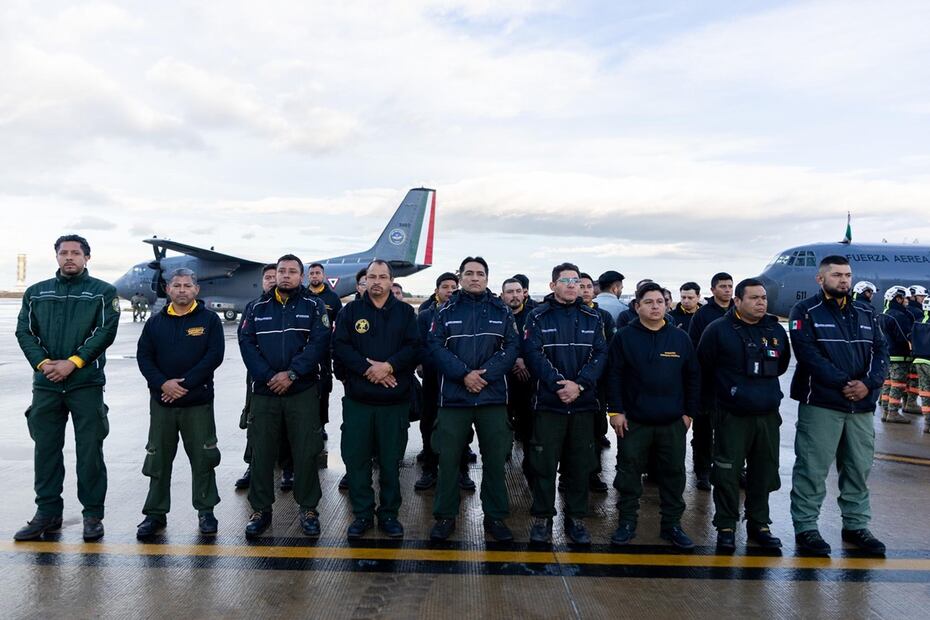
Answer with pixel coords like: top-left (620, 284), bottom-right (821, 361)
top-left (143, 238), bottom-right (264, 266)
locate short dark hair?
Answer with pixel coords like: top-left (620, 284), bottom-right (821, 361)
top-left (262, 263), bottom-right (277, 274)
top-left (661, 287), bottom-right (672, 298)
top-left (551, 262), bottom-right (580, 282)
top-left (355, 268), bottom-right (367, 283)
top-left (735, 278), bottom-right (765, 299)
top-left (636, 282), bottom-right (664, 301)
top-left (460, 256), bottom-right (489, 274)
top-left (635, 278), bottom-right (653, 289)
top-left (502, 277), bottom-right (522, 290)
top-left (367, 259), bottom-right (393, 278)
top-left (578, 272), bottom-right (593, 283)
top-left (512, 273), bottom-right (529, 289)
top-left (597, 270), bottom-right (624, 289)
top-left (680, 281), bottom-right (700, 295)
top-left (391, 282), bottom-right (403, 291)
top-left (276, 254), bottom-right (304, 274)
top-left (436, 272), bottom-right (459, 287)
top-left (711, 272), bottom-right (733, 288)
top-left (54, 234), bottom-right (90, 256)
top-left (819, 255), bottom-right (850, 270)
top-left (308, 262), bottom-right (325, 271)
top-left (166, 267), bottom-right (198, 285)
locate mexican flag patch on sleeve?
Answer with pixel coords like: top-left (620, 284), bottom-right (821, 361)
top-left (789, 320), bottom-right (803, 331)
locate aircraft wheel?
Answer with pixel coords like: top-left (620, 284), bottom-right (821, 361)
top-left (223, 310), bottom-right (238, 321)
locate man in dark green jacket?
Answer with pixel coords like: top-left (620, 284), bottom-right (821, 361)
top-left (14, 235), bottom-right (120, 542)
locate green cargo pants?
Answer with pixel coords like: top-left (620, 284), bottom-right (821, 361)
top-left (432, 405), bottom-right (511, 520)
top-left (614, 417), bottom-right (687, 529)
top-left (26, 386), bottom-right (109, 519)
top-left (248, 386), bottom-right (323, 513)
top-left (142, 399), bottom-right (221, 521)
top-left (528, 410), bottom-right (596, 518)
top-left (712, 409), bottom-right (781, 530)
top-left (340, 397), bottom-right (409, 520)
top-left (790, 404), bottom-right (874, 533)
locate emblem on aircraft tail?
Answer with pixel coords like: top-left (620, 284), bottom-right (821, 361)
top-left (389, 229), bottom-right (406, 245)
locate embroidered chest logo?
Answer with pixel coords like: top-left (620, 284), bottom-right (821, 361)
top-left (660, 351), bottom-right (680, 358)
top-left (187, 326), bottom-right (205, 337)
top-left (355, 319), bottom-right (369, 334)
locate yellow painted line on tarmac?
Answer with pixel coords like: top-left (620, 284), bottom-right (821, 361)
top-left (874, 452), bottom-right (930, 467)
top-left (2, 541), bottom-right (929, 572)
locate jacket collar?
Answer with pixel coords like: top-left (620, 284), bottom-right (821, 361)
top-left (55, 268), bottom-right (89, 284)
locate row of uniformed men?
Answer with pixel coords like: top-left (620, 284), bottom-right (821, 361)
top-left (851, 282), bottom-right (930, 427)
top-left (12, 237), bottom-right (891, 557)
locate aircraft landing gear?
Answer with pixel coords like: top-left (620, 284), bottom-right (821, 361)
top-left (223, 310), bottom-right (238, 322)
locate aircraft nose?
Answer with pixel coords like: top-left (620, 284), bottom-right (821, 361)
top-left (113, 271), bottom-right (133, 300)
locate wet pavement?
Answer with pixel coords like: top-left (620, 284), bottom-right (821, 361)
top-left (1, 299), bottom-right (929, 619)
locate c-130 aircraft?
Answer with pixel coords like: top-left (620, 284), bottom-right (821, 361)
top-left (756, 221), bottom-right (930, 317)
top-left (114, 188), bottom-right (436, 320)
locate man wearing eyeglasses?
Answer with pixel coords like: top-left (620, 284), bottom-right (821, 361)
top-left (523, 264), bottom-right (608, 544)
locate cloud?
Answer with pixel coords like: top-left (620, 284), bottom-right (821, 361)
top-left (68, 215), bottom-right (117, 231)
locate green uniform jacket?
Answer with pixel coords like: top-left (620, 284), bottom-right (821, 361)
top-left (16, 269), bottom-right (120, 392)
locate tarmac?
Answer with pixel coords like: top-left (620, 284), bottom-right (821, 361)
top-left (1, 299), bottom-right (930, 619)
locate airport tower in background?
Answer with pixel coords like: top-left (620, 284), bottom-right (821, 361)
top-left (14, 254), bottom-right (26, 293)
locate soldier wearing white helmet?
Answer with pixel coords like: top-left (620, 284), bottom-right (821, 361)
top-left (903, 285), bottom-right (928, 414)
top-left (852, 281), bottom-right (878, 304)
top-left (880, 286), bottom-right (914, 423)
top-left (908, 296), bottom-right (930, 432)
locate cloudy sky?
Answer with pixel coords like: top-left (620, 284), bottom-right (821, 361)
top-left (2, 0), bottom-right (929, 294)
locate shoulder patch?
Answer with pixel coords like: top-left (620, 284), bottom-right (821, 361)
top-left (322, 313), bottom-right (330, 328)
top-left (112, 298), bottom-right (120, 312)
top-left (789, 320), bottom-right (802, 331)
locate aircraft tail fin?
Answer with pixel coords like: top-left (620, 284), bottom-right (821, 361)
top-left (840, 211), bottom-right (852, 245)
top-left (360, 188), bottom-right (436, 265)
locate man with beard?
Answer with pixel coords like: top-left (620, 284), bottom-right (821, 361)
top-left (14, 235), bottom-right (119, 542)
top-left (332, 260), bottom-right (419, 539)
top-left (789, 255), bottom-right (888, 556)
top-left (524, 264), bottom-right (608, 544)
top-left (238, 254), bottom-right (331, 538)
top-left (307, 262), bottom-right (342, 442)
top-left (428, 257), bottom-right (519, 541)
top-left (135, 269), bottom-right (224, 538)
top-left (688, 272), bottom-right (734, 491)
top-left (502, 278), bottom-right (534, 449)
top-left (670, 283), bottom-right (701, 332)
top-left (595, 270), bottom-right (627, 322)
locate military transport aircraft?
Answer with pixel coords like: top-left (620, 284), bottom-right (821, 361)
top-left (113, 188), bottom-right (437, 320)
top-left (757, 240), bottom-right (930, 317)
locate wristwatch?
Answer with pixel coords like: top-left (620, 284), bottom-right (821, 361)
top-left (578, 384), bottom-right (585, 393)
top-left (287, 370), bottom-right (298, 381)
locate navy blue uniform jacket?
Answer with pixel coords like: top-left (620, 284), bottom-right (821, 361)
top-left (427, 289), bottom-right (519, 407)
top-left (696, 309), bottom-right (790, 415)
top-left (238, 286), bottom-right (330, 397)
top-left (523, 296), bottom-right (608, 414)
top-left (788, 292), bottom-right (888, 413)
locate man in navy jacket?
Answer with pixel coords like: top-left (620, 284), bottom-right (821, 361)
top-left (238, 254), bottom-right (331, 539)
top-left (427, 257), bottom-right (519, 542)
top-left (523, 263), bottom-right (608, 545)
top-left (788, 255), bottom-right (888, 556)
top-left (606, 283), bottom-right (700, 549)
top-left (136, 268), bottom-right (224, 538)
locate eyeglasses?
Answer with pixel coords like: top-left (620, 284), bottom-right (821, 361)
top-left (556, 277), bottom-right (580, 285)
